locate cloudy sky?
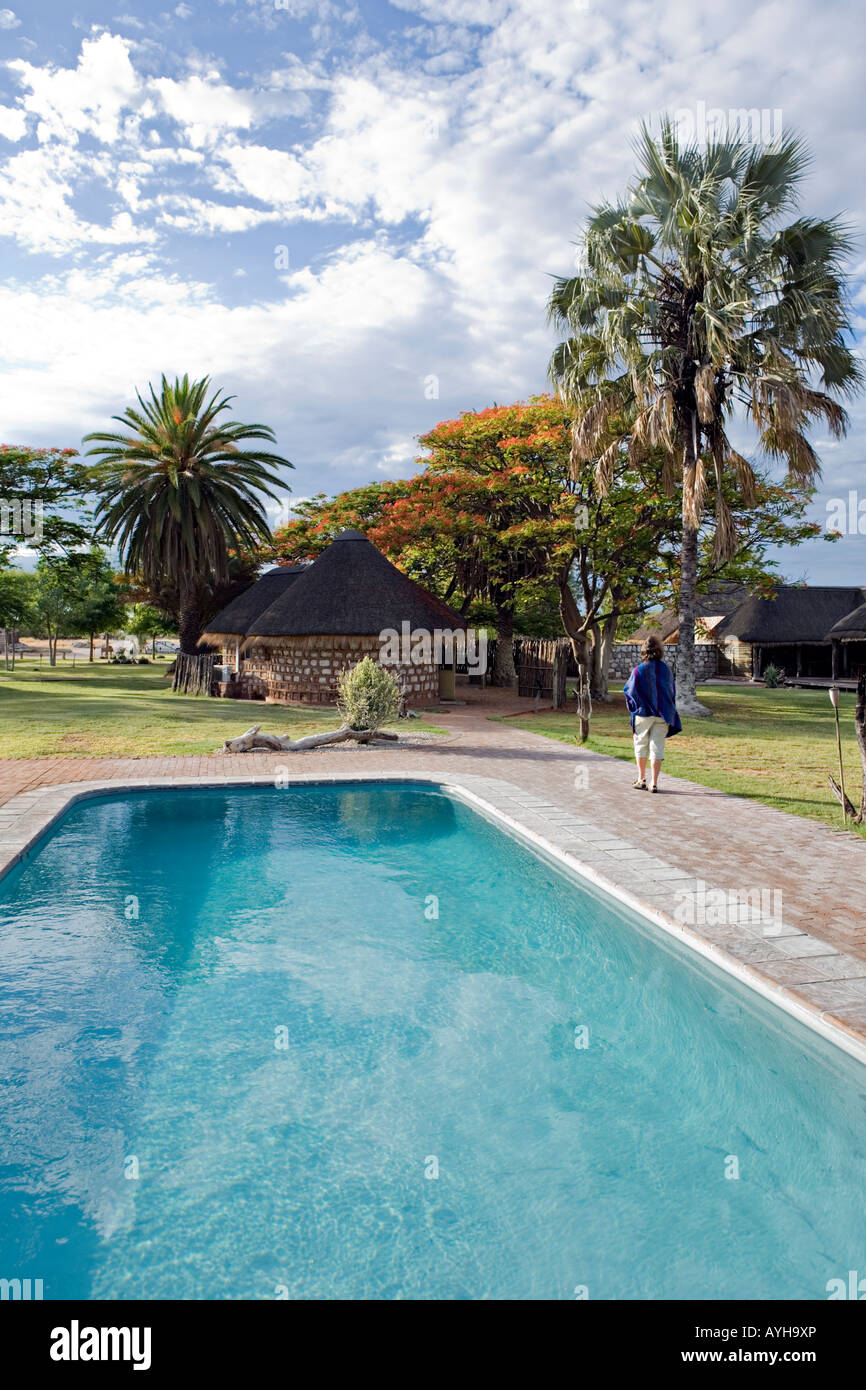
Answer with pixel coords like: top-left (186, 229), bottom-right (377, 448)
top-left (1, 0), bottom-right (864, 580)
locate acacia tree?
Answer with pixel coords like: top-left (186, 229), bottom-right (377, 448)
top-left (0, 446), bottom-right (92, 564)
top-left (65, 550), bottom-right (129, 661)
top-left (413, 404), bottom-right (575, 683)
top-left (85, 375), bottom-right (290, 653)
top-left (266, 397), bottom-right (821, 708)
top-left (548, 119), bottom-right (861, 714)
top-left (0, 569), bottom-right (36, 669)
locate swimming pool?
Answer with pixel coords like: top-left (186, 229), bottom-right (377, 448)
top-left (0, 781), bottom-right (864, 1300)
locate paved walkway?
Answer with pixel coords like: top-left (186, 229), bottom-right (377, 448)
top-left (2, 691), bottom-right (866, 1051)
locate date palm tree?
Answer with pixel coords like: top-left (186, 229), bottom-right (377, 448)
top-left (85, 374), bottom-right (290, 653)
top-left (548, 119), bottom-right (861, 714)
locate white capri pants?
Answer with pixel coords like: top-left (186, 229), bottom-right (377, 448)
top-left (633, 714), bottom-right (668, 762)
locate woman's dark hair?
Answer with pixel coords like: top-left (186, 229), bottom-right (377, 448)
top-left (641, 635), bottom-right (665, 662)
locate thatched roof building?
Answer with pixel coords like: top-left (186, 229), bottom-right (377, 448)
top-left (715, 587), bottom-right (866, 646)
top-left (214, 530), bottom-right (467, 706)
top-left (248, 529), bottom-right (467, 642)
top-left (619, 583), bottom-right (866, 682)
top-left (713, 585), bottom-right (866, 680)
top-left (202, 565), bottom-right (306, 644)
top-left (827, 603), bottom-right (866, 642)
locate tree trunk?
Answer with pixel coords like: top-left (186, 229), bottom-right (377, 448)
top-left (676, 411), bottom-right (711, 717)
top-left (677, 520), bottom-right (711, 719)
top-left (89, 632), bottom-right (95, 662)
top-left (559, 580), bottom-right (592, 741)
top-left (490, 603), bottom-right (517, 686)
top-left (590, 614), bottom-right (616, 700)
top-left (178, 586), bottom-right (202, 655)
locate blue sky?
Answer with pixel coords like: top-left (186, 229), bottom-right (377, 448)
top-left (1, 0), bottom-right (864, 583)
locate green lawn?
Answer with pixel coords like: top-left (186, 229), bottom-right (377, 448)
top-left (0, 659), bottom-right (443, 758)
top-left (503, 684), bottom-right (866, 836)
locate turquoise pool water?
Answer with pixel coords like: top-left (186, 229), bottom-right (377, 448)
top-left (0, 782), bottom-right (864, 1300)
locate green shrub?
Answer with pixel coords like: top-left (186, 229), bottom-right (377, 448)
top-left (337, 656), bottom-right (400, 730)
top-left (763, 663), bottom-right (781, 688)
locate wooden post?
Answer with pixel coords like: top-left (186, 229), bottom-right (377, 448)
top-left (830, 687), bottom-right (847, 826)
top-left (856, 674), bottom-right (866, 823)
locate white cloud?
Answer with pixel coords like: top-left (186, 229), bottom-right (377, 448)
top-left (0, 147), bottom-right (155, 254)
top-left (0, 4), bottom-right (864, 583)
top-left (0, 8), bottom-right (20, 29)
top-left (8, 33), bottom-right (141, 145)
top-left (0, 105), bottom-right (27, 141)
top-left (0, 242), bottom-right (435, 481)
top-left (153, 195), bottom-right (277, 234)
top-left (151, 71), bottom-right (257, 147)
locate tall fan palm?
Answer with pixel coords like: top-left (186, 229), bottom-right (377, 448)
top-left (548, 119), bottom-right (861, 714)
top-left (85, 375), bottom-right (291, 652)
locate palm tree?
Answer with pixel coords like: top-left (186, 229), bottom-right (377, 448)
top-left (548, 119), bottom-right (861, 714)
top-left (85, 375), bottom-right (290, 653)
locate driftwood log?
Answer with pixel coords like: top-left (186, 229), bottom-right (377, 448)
top-left (223, 723), bottom-right (399, 753)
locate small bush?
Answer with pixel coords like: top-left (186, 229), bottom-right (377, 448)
top-left (763, 663), bottom-right (781, 688)
top-left (337, 656), bottom-right (400, 730)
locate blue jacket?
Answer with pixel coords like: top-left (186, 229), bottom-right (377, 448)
top-left (623, 659), bottom-right (683, 737)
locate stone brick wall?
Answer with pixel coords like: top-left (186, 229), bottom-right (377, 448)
top-left (240, 636), bottom-right (439, 706)
top-left (608, 641), bottom-right (719, 681)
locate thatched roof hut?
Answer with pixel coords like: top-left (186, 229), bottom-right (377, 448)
top-left (201, 566), bottom-right (305, 644)
top-left (828, 603), bottom-right (866, 642)
top-left (246, 530), bottom-right (467, 645)
top-left (235, 530), bottom-right (467, 706)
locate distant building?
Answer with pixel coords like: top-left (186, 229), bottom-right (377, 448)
top-left (715, 587), bottom-right (866, 680)
top-left (620, 584), bottom-right (866, 682)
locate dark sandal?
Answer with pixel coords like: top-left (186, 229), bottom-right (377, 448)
top-left (650, 785), bottom-right (659, 793)
top-left (632, 779), bottom-right (647, 790)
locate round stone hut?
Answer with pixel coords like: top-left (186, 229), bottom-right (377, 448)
top-left (207, 530), bottom-right (467, 706)
top-left (200, 564), bottom-right (306, 674)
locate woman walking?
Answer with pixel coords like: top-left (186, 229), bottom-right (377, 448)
top-left (623, 636), bottom-right (683, 793)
